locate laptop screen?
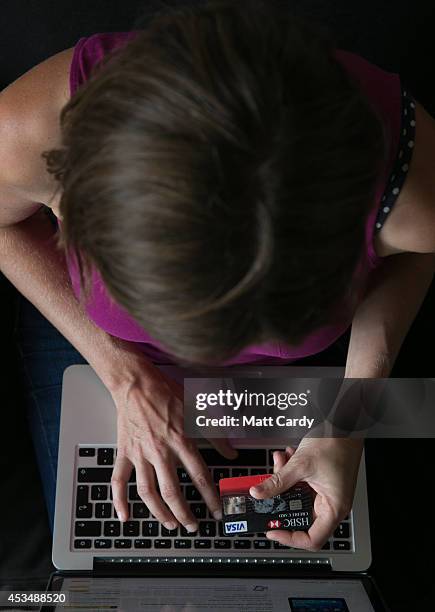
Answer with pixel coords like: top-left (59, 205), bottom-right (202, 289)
top-left (48, 576), bottom-right (381, 611)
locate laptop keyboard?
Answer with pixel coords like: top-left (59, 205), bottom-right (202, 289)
top-left (73, 446), bottom-right (353, 554)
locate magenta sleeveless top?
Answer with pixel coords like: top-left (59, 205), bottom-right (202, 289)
top-left (66, 32), bottom-right (412, 365)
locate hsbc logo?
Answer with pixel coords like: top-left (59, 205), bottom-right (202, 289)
top-left (267, 520), bottom-right (281, 529)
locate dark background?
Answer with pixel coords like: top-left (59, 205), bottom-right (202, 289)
top-left (1, 1), bottom-right (434, 610)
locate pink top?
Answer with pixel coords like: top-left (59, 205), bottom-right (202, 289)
top-left (66, 32), bottom-right (403, 365)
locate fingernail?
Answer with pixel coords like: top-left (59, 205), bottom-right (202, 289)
top-left (250, 485), bottom-right (263, 496)
top-left (163, 521), bottom-right (177, 531)
top-left (213, 509), bottom-right (223, 520)
top-left (185, 523), bottom-right (198, 533)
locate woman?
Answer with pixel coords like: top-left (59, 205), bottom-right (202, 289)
top-left (1, 1), bottom-right (434, 551)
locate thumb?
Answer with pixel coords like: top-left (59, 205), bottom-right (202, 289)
top-left (250, 457), bottom-right (304, 499)
top-left (207, 437), bottom-right (238, 460)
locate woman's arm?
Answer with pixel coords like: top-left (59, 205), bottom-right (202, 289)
top-left (346, 252), bottom-right (435, 378)
top-left (252, 101), bottom-right (435, 551)
top-left (348, 100), bottom-right (435, 377)
top-left (0, 51), bottom-right (225, 530)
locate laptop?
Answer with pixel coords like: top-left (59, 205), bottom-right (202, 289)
top-left (47, 365), bottom-right (385, 611)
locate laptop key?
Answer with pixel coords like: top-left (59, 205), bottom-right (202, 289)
top-left (162, 525), bottom-right (178, 537)
top-left (104, 522), bottom-right (121, 537)
top-left (181, 526), bottom-right (197, 537)
top-left (190, 503), bottom-right (206, 519)
top-left (250, 469), bottom-right (268, 476)
top-left (95, 503), bottom-right (112, 519)
top-left (322, 541), bottom-right (331, 550)
top-left (114, 539), bottom-right (132, 549)
top-left (273, 542), bottom-right (291, 549)
top-left (123, 521), bottom-right (140, 537)
top-left (254, 540), bottom-right (271, 549)
top-left (132, 503), bottom-right (149, 519)
top-left (199, 522), bottom-right (216, 537)
top-left (143, 521), bottom-right (159, 537)
top-left (79, 448), bottom-right (95, 457)
top-left (214, 540), bottom-right (231, 549)
top-left (201, 448), bottom-right (267, 466)
top-left (177, 468), bottom-right (191, 483)
top-left (231, 468), bottom-right (248, 477)
top-left (186, 486), bottom-right (201, 501)
top-left (234, 540), bottom-right (252, 549)
top-left (91, 485), bottom-right (108, 501)
top-left (334, 523), bottom-right (350, 539)
top-left (333, 541), bottom-right (351, 551)
top-left (97, 448), bottom-right (114, 466)
top-left (94, 539), bottom-right (112, 549)
top-left (154, 539), bottom-right (171, 548)
top-left (74, 539), bottom-right (92, 549)
top-left (134, 539), bottom-right (152, 549)
top-left (78, 468), bottom-right (112, 483)
top-left (76, 502), bottom-right (93, 519)
top-left (114, 504), bottom-right (130, 520)
top-left (213, 468), bottom-right (230, 483)
top-left (194, 539), bottom-right (212, 549)
top-left (76, 485), bottom-right (89, 505)
top-left (75, 521), bottom-right (101, 537)
top-left (129, 485), bottom-right (140, 501)
top-left (174, 539), bottom-right (192, 549)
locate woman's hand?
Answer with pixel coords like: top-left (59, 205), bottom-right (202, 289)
top-left (107, 355), bottom-right (236, 533)
top-left (249, 437), bottom-right (363, 551)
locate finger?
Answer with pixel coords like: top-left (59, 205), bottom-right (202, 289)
top-left (266, 511), bottom-right (335, 551)
top-left (273, 450), bottom-right (287, 472)
top-left (153, 457), bottom-right (199, 533)
top-left (250, 457), bottom-right (307, 499)
top-left (285, 446), bottom-right (297, 459)
top-left (207, 437), bottom-right (238, 460)
top-left (111, 454), bottom-right (133, 522)
top-left (176, 441), bottom-right (222, 519)
top-left (135, 457), bottom-right (178, 530)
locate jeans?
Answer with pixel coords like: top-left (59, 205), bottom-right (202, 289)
top-left (13, 293), bottom-right (350, 532)
top-left (13, 294), bottom-right (87, 530)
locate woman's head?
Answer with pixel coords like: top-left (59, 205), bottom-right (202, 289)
top-left (46, 0), bottom-right (385, 365)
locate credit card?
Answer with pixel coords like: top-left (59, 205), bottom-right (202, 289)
top-left (219, 474), bottom-right (313, 535)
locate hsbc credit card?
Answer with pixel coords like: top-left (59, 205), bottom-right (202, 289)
top-left (219, 474), bottom-right (313, 536)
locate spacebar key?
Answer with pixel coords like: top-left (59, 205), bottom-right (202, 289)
top-left (199, 448), bottom-right (266, 466)
top-left (78, 468), bottom-right (113, 482)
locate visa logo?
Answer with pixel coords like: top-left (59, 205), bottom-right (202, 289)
top-left (224, 521), bottom-right (248, 534)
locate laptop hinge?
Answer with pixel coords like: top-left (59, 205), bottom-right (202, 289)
top-left (93, 556), bottom-right (332, 576)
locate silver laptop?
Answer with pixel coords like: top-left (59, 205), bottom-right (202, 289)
top-left (53, 364), bottom-right (371, 574)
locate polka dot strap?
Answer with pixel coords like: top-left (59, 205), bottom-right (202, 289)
top-left (374, 87), bottom-right (416, 232)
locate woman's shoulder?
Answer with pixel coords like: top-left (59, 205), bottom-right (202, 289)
top-left (336, 51), bottom-right (435, 257)
top-left (375, 101), bottom-right (435, 256)
top-left (0, 48), bottom-right (74, 211)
